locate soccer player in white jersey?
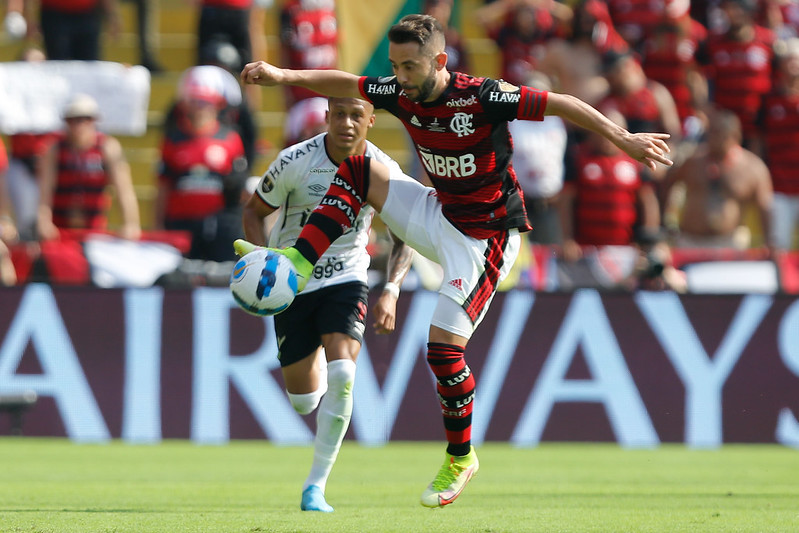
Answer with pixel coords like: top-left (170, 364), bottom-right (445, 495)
top-left (241, 97), bottom-right (413, 513)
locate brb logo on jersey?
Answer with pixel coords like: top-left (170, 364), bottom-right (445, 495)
top-left (449, 112), bottom-right (474, 137)
top-left (419, 150), bottom-right (476, 178)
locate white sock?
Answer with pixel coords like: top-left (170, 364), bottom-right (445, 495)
top-left (303, 358), bottom-right (356, 493)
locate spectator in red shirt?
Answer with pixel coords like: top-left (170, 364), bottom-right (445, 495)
top-left (701, 0), bottom-right (776, 147)
top-left (640, 0), bottom-right (710, 140)
top-left (558, 109), bottom-right (661, 258)
top-left (157, 75), bottom-right (248, 261)
top-left (761, 37), bottom-right (799, 250)
top-left (37, 94), bottom-right (141, 241)
top-left (475, 0), bottom-right (571, 86)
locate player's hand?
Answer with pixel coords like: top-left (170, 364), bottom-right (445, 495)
top-left (241, 61), bottom-right (283, 86)
top-left (620, 132), bottom-right (672, 171)
top-left (372, 292), bottom-right (398, 335)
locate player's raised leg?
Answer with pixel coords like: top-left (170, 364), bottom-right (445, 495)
top-left (235, 155), bottom-right (391, 291)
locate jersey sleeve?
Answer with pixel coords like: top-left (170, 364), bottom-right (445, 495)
top-left (359, 75), bottom-right (401, 110)
top-left (479, 78), bottom-right (548, 123)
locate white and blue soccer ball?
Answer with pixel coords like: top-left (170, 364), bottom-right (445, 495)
top-left (230, 248), bottom-right (298, 316)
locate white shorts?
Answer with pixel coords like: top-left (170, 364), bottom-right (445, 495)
top-left (379, 173), bottom-right (521, 337)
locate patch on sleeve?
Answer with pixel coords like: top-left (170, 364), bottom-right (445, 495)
top-left (498, 80), bottom-right (519, 92)
top-left (260, 175), bottom-right (275, 194)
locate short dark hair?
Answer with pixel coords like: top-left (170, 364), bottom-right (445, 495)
top-left (388, 14), bottom-right (444, 49)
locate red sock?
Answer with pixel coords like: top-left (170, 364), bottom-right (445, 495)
top-left (427, 342), bottom-right (474, 457)
top-left (294, 155), bottom-right (370, 265)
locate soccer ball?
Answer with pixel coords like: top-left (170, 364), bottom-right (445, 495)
top-left (230, 249), bottom-right (298, 316)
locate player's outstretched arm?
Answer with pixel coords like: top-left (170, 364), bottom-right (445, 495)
top-left (545, 92), bottom-right (672, 171)
top-left (241, 61), bottom-right (362, 99)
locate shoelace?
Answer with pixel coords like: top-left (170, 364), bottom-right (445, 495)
top-left (432, 457), bottom-right (467, 491)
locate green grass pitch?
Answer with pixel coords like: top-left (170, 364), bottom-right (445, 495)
top-left (0, 438), bottom-right (796, 532)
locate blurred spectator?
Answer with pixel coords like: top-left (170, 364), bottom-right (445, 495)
top-left (280, 0), bottom-right (339, 108)
top-left (247, 0), bottom-right (274, 110)
top-left (662, 108), bottom-right (774, 252)
top-left (606, 0), bottom-right (669, 52)
top-left (600, 50), bottom-right (683, 145)
top-left (423, 0), bottom-right (470, 73)
top-left (700, 0), bottom-right (776, 148)
top-left (282, 96), bottom-right (328, 147)
top-left (761, 37), bottom-right (799, 250)
top-left (0, 137), bottom-right (18, 285)
top-left (767, 0), bottom-right (799, 39)
top-left (475, 0), bottom-right (570, 86)
top-left (558, 109), bottom-right (661, 261)
top-left (37, 94), bottom-right (141, 241)
top-left (538, 0), bottom-right (627, 106)
top-left (156, 76), bottom-right (248, 262)
top-left (280, 0), bottom-right (339, 152)
top-left (196, 0), bottom-right (252, 74)
top-left (3, 0), bottom-right (27, 41)
top-left (0, 239), bottom-right (15, 285)
top-left (508, 72), bottom-right (567, 244)
top-left (34, 0), bottom-right (121, 61)
top-left (165, 62), bottom-right (258, 172)
top-left (125, 0), bottom-right (163, 72)
top-left (640, 0), bottom-right (710, 141)
top-left (0, 137), bottom-right (15, 243)
top-left (5, 46), bottom-right (56, 241)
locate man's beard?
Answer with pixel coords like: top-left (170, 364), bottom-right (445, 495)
top-left (407, 69), bottom-right (438, 103)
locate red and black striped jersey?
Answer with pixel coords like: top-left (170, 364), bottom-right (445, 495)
top-left (358, 72), bottom-right (548, 239)
top-left (159, 123), bottom-right (245, 221)
top-left (52, 132), bottom-right (110, 230)
top-left (703, 25), bottom-right (775, 138)
top-left (761, 90), bottom-right (799, 195)
top-left (600, 83), bottom-right (663, 134)
top-left (566, 146), bottom-right (645, 246)
top-left (641, 19), bottom-right (708, 123)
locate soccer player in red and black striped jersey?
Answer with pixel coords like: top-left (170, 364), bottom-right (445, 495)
top-left (241, 13), bottom-right (672, 508)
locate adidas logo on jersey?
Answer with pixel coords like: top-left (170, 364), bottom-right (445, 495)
top-left (448, 278), bottom-right (464, 291)
top-left (410, 115), bottom-right (422, 127)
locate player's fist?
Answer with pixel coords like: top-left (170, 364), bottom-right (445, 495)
top-left (240, 61), bottom-right (282, 86)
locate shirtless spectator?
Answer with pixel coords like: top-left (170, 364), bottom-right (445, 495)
top-left (663, 108), bottom-right (774, 252)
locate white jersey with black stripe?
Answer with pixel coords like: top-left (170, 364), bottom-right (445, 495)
top-left (255, 132), bottom-right (402, 293)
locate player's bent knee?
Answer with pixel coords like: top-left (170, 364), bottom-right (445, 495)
top-left (288, 388), bottom-right (325, 415)
top-left (326, 359), bottom-right (356, 397)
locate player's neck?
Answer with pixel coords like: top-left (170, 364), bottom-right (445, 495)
top-left (426, 70), bottom-right (451, 103)
top-left (325, 137), bottom-right (367, 166)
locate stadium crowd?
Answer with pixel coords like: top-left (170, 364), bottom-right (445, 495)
top-left (0, 0), bottom-right (798, 292)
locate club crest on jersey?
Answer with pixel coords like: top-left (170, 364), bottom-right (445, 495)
top-left (449, 112), bottom-right (475, 137)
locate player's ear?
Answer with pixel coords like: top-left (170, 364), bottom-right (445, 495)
top-left (434, 51), bottom-right (448, 71)
top-left (367, 114), bottom-right (375, 129)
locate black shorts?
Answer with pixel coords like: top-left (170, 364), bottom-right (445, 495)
top-left (273, 282), bottom-right (368, 367)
